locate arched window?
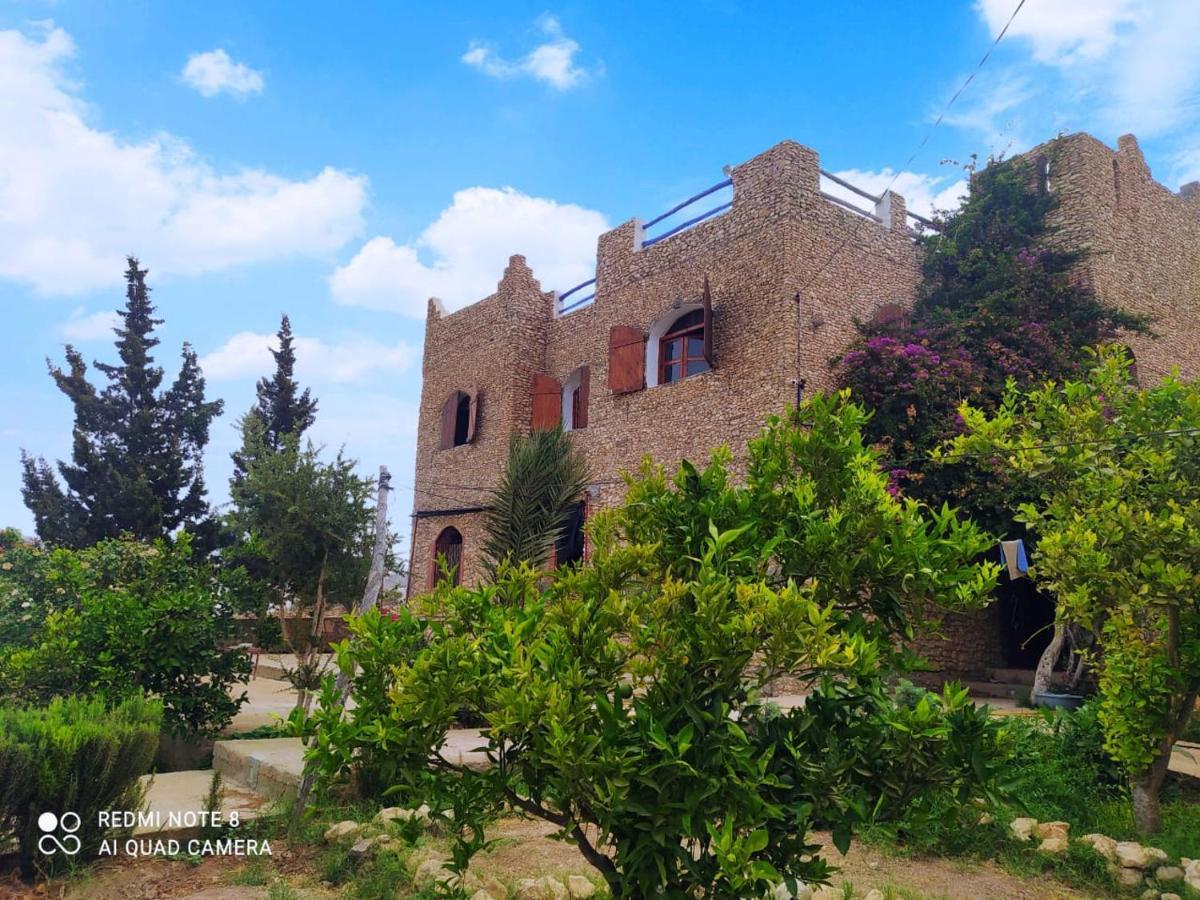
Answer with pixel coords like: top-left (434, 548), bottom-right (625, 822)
top-left (439, 390), bottom-right (478, 449)
top-left (658, 309), bottom-right (710, 385)
top-left (431, 526), bottom-right (463, 588)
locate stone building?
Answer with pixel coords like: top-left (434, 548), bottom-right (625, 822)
top-left (405, 132), bottom-right (1200, 676)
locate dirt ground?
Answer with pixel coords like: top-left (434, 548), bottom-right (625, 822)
top-left (0, 817), bottom-right (1100, 900)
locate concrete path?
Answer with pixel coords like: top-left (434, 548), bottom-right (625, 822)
top-left (137, 770), bottom-right (270, 840)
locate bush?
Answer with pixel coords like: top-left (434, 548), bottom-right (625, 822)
top-left (0, 694), bottom-right (162, 877)
top-left (0, 534), bottom-right (251, 737)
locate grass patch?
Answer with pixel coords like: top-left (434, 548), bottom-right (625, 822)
top-left (860, 702), bottom-right (1200, 898)
top-left (231, 858), bottom-right (271, 886)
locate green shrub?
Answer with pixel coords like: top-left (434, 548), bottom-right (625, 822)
top-left (296, 398), bottom-right (1008, 898)
top-left (0, 534), bottom-right (251, 737)
top-left (0, 694), bottom-right (162, 877)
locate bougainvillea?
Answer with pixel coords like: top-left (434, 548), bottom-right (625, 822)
top-left (837, 148), bottom-right (1146, 528)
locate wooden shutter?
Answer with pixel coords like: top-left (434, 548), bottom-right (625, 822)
top-left (576, 365), bottom-right (590, 428)
top-left (438, 391), bottom-right (458, 450)
top-left (608, 325), bottom-right (645, 394)
top-left (701, 276), bottom-right (714, 366)
top-left (531, 374), bottom-right (562, 430)
top-left (467, 390), bottom-right (480, 442)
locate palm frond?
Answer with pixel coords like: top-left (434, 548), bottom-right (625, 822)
top-left (481, 427), bottom-right (589, 574)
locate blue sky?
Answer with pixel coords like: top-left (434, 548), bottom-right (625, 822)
top-left (2, 0), bottom-right (1199, 543)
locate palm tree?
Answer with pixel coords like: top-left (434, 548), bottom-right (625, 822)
top-left (481, 426), bottom-right (589, 575)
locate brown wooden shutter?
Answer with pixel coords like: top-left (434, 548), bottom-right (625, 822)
top-left (701, 276), bottom-right (714, 366)
top-left (438, 392), bottom-right (457, 449)
top-left (467, 390), bottom-right (479, 442)
top-left (608, 325), bottom-right (645, 394)
top-left (531, 374), bottom-right (562, 430)
top-left (576, 365), bottom-right (590, 428)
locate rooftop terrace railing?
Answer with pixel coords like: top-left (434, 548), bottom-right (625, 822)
top-left (553, 164), bottom-right (936, 315)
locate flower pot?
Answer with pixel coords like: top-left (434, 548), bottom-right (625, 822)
top-left (1034, 692), bottom-right (1086, 711)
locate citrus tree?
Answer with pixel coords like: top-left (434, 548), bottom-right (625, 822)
top-left (939, 346), bottom-right (1200, 833)
top-left (299, 396), bottom-right (1007, 896)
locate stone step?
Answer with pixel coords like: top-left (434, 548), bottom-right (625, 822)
top-left (982, 668), bottom-right (1071, 687)
top-left (213, 738), bottom-right (306, 802)
top-left (137, 770), bottom-right (270, 841)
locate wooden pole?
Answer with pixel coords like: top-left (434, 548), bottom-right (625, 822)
top-left (291, 465), bottom-right (390, 829)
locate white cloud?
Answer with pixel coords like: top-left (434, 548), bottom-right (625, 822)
top-left (200, 331), bottom-right (416, 384)
top-left (462, 15), bottom-right (594, 90)
top-left (331, 186), bottom-right (607, 316)
top-left (181, 49), bottom-right (264, 98)
top-left (0, 25), bottom-right (367, 296)
top-left (825, 169), bottom-right (968, 220)
top-left (972, 0), bottom-right (1200, 140)
top-left (61, 308), bottom-right (120, 341)
top-left (976, 0), bottom-right (1139, 66)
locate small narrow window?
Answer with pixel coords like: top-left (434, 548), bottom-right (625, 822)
top-left (454, 394), bottom-right (471, 444)
top-left (554, 501), bottom-right (586, 567)
top-left (562, 365), bottom-right (590, 430)
top-left (431, 526), bottom-right (463, 588)
top-left (439, 390), bottom-right (478, 449)
top-left (659, 309), bottom-right (710, 384)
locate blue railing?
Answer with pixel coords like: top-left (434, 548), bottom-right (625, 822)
top-left (557, 277), bottom-right (596, 315)
top-left (641, 177), bottom-right (734, 248)
top-left (552, 166), bottom-right (934, 315)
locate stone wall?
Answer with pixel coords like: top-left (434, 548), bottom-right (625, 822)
top-left (1030, 132), bottom-right (1200, 383)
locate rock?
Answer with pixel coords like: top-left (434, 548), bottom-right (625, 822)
top-left (1116, 867), bottom-right (1143, 888)
top-left (1145, 846), bottom-right (1169, 864)
top-left (1160, 893), bottom-right (1182, 900)
top-left (1156, 866), bottom-right (1184, 883)
top-left (978, 812), bottom-right (993, 825)
top-left (567, 875), bottom-right (596, 898)
top-left (473, 875), bottom-right (509, 899)
top-left (514, 877), bottom-right (569, 900)
top-left (863, 891), bottom-right (885, 900)
top-left (348, 834), bottom-right (391, 861)
top-left (1080, 833), bottom-right (1118, 861)
top-left (1187, 876), bottom-right (1200, 894)
top-left (373, 807), bottom-right (407, 826)
top-left (1033, 820), bottom-right (1070, 840)
top-left (1038, 836), bottom-right (1069, 855)
top-left (323, 820), bottom-right (361, 844)
top-left (1009, 817), bottom-right (1038, 842)
top-left (773, 881), bottom-right (813, 900)
top-left (413, 858), bottom-right (453, 888)
top-left (1117, 841), bottom-right (1154, 869)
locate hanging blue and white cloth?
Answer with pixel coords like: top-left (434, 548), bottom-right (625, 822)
top-left (999, 539), bottom-right (1029, 580)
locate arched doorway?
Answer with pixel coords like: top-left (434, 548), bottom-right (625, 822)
top-left (431, 526), bottom-right (463, 588)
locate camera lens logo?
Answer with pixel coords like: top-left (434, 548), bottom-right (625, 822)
top-left (37, 811), bottom-right (81, 856)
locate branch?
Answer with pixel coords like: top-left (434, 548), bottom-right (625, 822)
top-left (571, 822), bottom-right (619, 883)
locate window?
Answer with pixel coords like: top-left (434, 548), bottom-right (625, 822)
top-left (554, 501), bottom-right (586, 567)
top-left (454, 394), bottom-right (471, 444)
top-left (431, 526), bottom-right (463, 588)
top-left (659, 309), bottom-right (710, 384)
top-left (439, 390), bottom-right (478, 449)
top-left (561, 365), bottom-right (590, 430)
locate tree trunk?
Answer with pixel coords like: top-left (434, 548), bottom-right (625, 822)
top-left (1131, 741), bottom-right (1172, 834)
top-left (1032, 622), bottom-right (1066, 702)
top-left (295, 549), bottom-right (330, 713)
top-left (291, 467), bottom-right (391, 832)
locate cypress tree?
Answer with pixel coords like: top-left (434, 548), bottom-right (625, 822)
top-left (231, 314), bottom-right (318, 482)
top-left (20, 257), bottom-right (224, 547)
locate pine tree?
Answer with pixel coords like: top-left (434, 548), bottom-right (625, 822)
top-left (20, 257), bottom-right (224, 548)
top-left (231, 314), bottom-right (317, 482)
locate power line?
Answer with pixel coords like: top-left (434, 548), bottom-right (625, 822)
top-left (796, 0), bottom-right (1027, 298)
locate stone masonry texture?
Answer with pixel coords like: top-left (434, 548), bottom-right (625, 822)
top-left (407, 133), bottom-right (1200, 676)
